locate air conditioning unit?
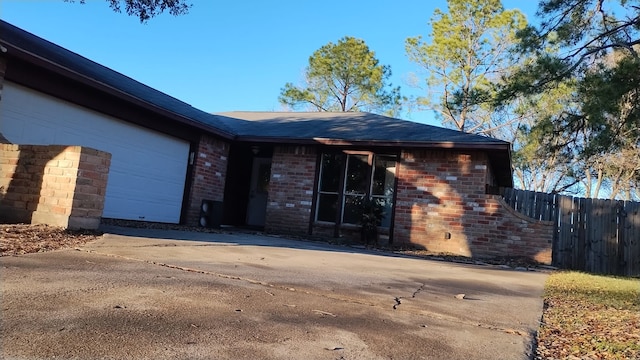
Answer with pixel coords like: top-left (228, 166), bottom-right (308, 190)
top-left (199, 199), bottom-right (223, 229)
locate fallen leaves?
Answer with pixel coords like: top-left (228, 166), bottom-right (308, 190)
top-left (0, 224), bottom-right (101, 256)
top-left (536, 272), bottom-right (640, 360)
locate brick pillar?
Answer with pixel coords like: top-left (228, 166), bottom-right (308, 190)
top-left (0, 145), bottom-right (111, 229)
top-left (265, 146), bottom-right (316, 235)
top-left (185, 135), bottom-right (230, 226)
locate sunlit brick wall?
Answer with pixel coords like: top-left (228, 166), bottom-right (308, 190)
top-left (0, 144), bottom-right (111, 229)
top-left (393, 149), bottom-right (552, 264)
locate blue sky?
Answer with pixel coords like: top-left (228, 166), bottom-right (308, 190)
top-left (1, 0), bottom-right (538, 126)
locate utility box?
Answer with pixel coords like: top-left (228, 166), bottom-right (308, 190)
top-left (199, 199), bottom-right (223, 229)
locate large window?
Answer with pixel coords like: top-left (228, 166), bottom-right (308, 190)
top-left (316, 152), bottom-right (397, 227)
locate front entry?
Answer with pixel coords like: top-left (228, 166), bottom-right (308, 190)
top-left (246, 157), bottom-right (272, 227)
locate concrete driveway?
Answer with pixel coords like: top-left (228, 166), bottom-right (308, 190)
top-left (1, 226), bottom-right (548, 359)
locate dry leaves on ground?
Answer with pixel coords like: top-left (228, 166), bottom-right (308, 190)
top-left (0, 224), bottom-right (101, 256)
top-left (536, 272), bottom-right (640, 360)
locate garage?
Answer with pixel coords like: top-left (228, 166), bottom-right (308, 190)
top-left (0, 82), bottom-right (190, 224)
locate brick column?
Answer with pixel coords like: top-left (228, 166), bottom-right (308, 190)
top-left (0, 145), bottom-right (111, 229)
top-left (265, 146), bottom-right (317, 235)
top-left (185, 135), bottom-right (230, 226)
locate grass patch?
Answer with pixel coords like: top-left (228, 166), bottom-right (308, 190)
top-left (536, 271), bottom-right (640, 360)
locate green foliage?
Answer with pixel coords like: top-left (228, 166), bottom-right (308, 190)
top-left (504, 0), bottom-right (640, 199)
top-left (359, 197), bottom-right (384, 246)
top-left (405, 0), bottom-right (526, 133)
top-left (279, 37), bottom-right (403, 115)
top-left (359, 197), bottom-right (384, 228)
top-left (69, 0), bottom-right (191, 23)
top-left (405, 0), bottom-right (587, 194)
top-left (510, 79), bottom-right (583, 193)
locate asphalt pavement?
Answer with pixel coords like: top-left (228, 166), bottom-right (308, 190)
top-left (1, 226), bottom-right (548, 359)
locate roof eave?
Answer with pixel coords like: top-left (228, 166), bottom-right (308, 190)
top-left (235, 135), bottom-right (511, 150)
top-left (239, 135), bottom-right (514, 187)
top-left (1, 41), bottom-right (236, 141)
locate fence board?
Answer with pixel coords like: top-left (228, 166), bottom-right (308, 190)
top-left (503, 187), bottom-right (513, 207)
top-left (527, 190), bottom-right (536, 218)
top-left (584, 198), bottom-right (596, 272)
top-left (575, 196), bottom-right (586, 271)
top-left (612, 200), bottom-right (620, 274)
top-left (593, 200), bottom-right (603, 273)
top-left (603, 200), bottom-right (617, 274)
top-left (557, 196), bottom-right (574, 267)
top-left (544, 193), bottom-right (555, 221)
top-left (625, 201), bottom-right (640, 276)
top-left (500, 187), bottom-right (639, 276)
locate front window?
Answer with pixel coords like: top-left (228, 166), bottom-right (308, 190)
top-left (317, 154), bottom-right (343, 222)
top-left (316, 152), bottom-right (397, 227)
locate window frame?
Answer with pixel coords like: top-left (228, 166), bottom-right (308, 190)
top-left (314, 150), bottom-right (398, 229)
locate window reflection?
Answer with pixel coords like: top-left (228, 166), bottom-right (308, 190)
top-left (315, 153), bottom-right (396, 228)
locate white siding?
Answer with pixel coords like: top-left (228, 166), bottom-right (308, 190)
top-left (0, 82), bottom-right (190, 223)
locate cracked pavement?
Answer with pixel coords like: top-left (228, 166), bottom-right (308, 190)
top-left (1, 226), bottom-right (548, 359)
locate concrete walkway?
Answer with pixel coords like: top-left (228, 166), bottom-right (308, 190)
top-left (1, 226), bottom-right (548, 359)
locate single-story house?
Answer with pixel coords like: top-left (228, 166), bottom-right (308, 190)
top-left (0, 20), bottom-right (553, 262)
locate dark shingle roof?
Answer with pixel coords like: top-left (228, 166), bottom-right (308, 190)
top-left (215, 111), bottom-right (509, 146)
top-left (0, 20), bottom-right (509, 150)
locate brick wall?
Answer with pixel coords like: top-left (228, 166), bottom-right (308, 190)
top-left (185, 134), bottom-right (230, 226)
top-left (265, 145), bottom-right (316, 234)
top-left (0, 144), bottom-right (111, 229)
top-left (393, 149), bottom-right (552, 264)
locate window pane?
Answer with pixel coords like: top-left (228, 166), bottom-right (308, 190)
top-left (374, 197), bottom-right (393, 228)
top-left (257, 163), bottom-right (271, 194)
top-left (372, 156), bottom-right (396, 196)
top-left (317, 193), bottom-right (338, 222)
top-left (319, 154), bottom-right (344, 193)
top-left (343, 195), bottom-right (365, 224)
top-left (345, 154), bottom-right (368, 194)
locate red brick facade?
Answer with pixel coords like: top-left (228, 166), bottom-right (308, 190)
top-left (0, 144), bottom-right (111, 229)
top-left (393, 149), bottom-right (552, 264)
top-left (185, 134), bottom-right (230, 226)
top-left (264, 145), bottom-right (316, 234)
top-left (258, 147), bottom-right (552, 264)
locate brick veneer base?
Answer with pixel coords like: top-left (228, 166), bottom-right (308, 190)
top-left (0, 144), bottom-right (111, 229)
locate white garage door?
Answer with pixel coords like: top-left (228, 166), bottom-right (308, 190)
top-left (0, 82), bottom-right (190, 223)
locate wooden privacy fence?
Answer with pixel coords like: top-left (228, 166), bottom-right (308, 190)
top-left (500, 188), bottom-right (640, 277)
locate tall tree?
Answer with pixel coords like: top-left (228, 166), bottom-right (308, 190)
top-left (279, 36), bottom-right (403, 115)
top-left (511, 80), bottom-right (582, 193)
top-left (69, 0), bottom-right (191, 23)
top-left (505, 0), bottom-right (640, 199)
top-left (405, 0), bottom-right (526, 134)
